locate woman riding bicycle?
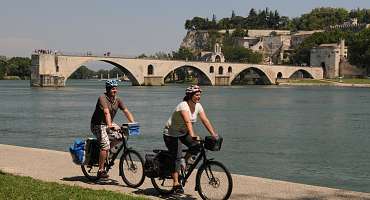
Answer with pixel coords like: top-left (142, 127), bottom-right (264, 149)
top-left (163, 85), bottom-right (218, 194)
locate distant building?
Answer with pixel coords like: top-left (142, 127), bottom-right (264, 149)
top-left (247, 29), bottom-right (290, 37)
top-left (328, 18), bottom-right (370, 32)
top-left (291, 30), bottom-right (324, 48)
top-left (199, 43), bottom-right (225, 62)
top-left (310, 40), bottom-right (347, 78)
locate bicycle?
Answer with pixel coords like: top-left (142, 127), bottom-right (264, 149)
top-left (149, 136), bottom-right (233, 200)
top-left (81, 123), bottom-right (145, 188)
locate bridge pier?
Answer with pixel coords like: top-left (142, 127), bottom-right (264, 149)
top-left (143, 76), bottom-right (164, 86)
top-left (30, 54), bottom-right (66, 87)
top-left (214, 75), bottom-right (230, 86)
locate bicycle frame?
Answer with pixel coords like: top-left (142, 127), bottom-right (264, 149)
top-left (179, 141), bottom-right (212, 187)
top-left (106, 136), bottom-right (129, 172)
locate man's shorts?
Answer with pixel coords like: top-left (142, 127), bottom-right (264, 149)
top-left (90, 123), bottom-right (123, 150)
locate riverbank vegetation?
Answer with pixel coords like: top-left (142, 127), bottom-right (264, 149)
top-left (0, 170), bottom-right (148, 200)
top-left (0, 56), bottom-right (31, 80)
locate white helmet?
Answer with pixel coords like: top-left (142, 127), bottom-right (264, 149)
top-left (185, 85), bottom-right (202, 95)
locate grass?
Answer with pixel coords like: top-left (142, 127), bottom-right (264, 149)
top-left (281, 79), bottom-right (330, 84)
top-left (0, 171), bottom-right (148, 200)
top-left (331, 78), bottom-right (370, 84)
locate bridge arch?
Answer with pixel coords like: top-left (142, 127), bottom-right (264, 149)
top-left (288, 69), bottom-right (314, 79)
top-left (164, 64), bottom-right (213, 85)
top-left (231, 67), bottom-right (274, 85)
top-left (65, 59), bottom-right (140, 85)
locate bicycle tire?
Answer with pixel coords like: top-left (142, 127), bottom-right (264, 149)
top-left (119, 149), bottom-right (145, 188)
top-left (151, 176), bottom-right (174, 194)
top-left (196, 160), bottom-right (233, 200)
top-left (81, 164), bottom-right (100, 181)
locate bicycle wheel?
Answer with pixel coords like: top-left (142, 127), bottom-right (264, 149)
top-left (151, 176), bottom-right (174, 194)
top-left (81, 164), bottom-right (100, 181)
top-left (196, 161), bottom-right (233, 200)
top-left (119, 149), bottom-right (145, 188)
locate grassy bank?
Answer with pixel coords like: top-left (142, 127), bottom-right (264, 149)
top-left (0, 171), bottom-right (148, 200)
top-left (331, 78), bottom-right (370, 84)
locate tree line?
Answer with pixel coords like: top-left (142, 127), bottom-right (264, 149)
top-left (184, 7), bottom-right (370, 31)
top-left (0, 56), bottom-right (31, 80)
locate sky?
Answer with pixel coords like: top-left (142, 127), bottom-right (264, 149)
top-left (1, 0), bottom-right (370, 59)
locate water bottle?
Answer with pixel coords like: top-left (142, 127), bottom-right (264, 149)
top-left (180, 158), bottom-right (186, 171)
top-left (187, 155), bottom-right (197, 165)
top-left (110, 141), bottom-right (123, 154)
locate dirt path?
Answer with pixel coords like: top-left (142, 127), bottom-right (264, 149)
top-left (1, 144), bottom-right (369, 200)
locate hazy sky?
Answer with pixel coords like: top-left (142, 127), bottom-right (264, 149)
top-left (1, 0), bottom-right (370, 58)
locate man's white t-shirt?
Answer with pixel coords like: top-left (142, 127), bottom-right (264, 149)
top-left (165, 101), bottom-right (204, 137)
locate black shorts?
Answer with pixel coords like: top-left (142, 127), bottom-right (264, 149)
top-left (163, 134), bottom-right (200, 172)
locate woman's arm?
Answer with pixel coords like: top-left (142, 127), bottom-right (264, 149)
top-left (180, 110), bottom-right (197, 138)
top-left (199, 111), bottom-right (218, 138)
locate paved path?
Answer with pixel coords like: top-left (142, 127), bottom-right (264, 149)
top-left (1, 144), bottom-right (369, 200)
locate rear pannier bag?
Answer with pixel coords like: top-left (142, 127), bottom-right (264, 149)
top-left (69, 139), bottom-right (86, 165)
top-left (84, 138), bottom-right (100, 165)
top-left (144, 154), bottom-right (160, 178)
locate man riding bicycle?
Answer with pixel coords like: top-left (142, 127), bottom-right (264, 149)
top-left (90, 79), bottom-right (135, 178)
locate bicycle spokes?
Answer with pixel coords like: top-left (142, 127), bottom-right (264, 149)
top-left (205, 165), bottom-right (220, 188)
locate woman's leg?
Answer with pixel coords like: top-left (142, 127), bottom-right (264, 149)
top-left (163, 135), bottom-right (182, 186)
top-left (180, 134), bottom-right (200, 160)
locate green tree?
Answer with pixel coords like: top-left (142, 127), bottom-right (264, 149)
top-left (231, 27), bottom-right (247, 37)
top-left (6, 57), bottom-right (31, 79)
top-left (223, 46), bottom-right (262, 63)
top-left (292, 7), bottom-right (349, 30)
top-left (172, 47), bottom-right (196, 61)
top-left (0, 59), bottom-right (6, 79)
top-left (348, 28), bottom-right (370, 72)
top-left (136, 54), bottom-right (147, 58)
top-left (69, 65), bottom-right (96, 79)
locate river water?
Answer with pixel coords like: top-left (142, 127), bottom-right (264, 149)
top-left (1, 80), bottom-right (370, 193)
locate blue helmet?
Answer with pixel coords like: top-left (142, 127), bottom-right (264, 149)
top-left (105, 79), bottom-right (118, 88)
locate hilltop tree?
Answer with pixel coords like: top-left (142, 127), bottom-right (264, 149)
top-left (172, 47), bottom-right (196, 61)
top-left (348, 28), bottom-right (370, 71)
top-left (223, 46), bottom-right (262, 63)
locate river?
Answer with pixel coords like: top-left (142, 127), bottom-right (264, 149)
top-left (1, 80), bottom-right (370, 193)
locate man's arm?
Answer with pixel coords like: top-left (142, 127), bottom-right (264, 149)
top-left (123, 108), bottom-right (135, 123)
top-left (103, 108), bottom-right (113, 127)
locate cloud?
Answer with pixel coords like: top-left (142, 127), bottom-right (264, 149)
top-left (0, 37), bottom-right (46, 57)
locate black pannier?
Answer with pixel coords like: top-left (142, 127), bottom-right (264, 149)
top-left (204, 136), bottom-right (223, 151)
top-left (144, 151), bottom-right (173, 178)
top-left (144, 154), bottom-right (160, 178)
top-left (85, 138), bottom-right (100, 165)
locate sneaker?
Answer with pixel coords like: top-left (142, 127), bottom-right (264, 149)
top-left (173, 185), bottom-right (184, 194)
top-left (97, 170), bottom-right (109, 179)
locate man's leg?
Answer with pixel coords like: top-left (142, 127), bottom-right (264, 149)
top-left (97, 125), bottom-right (110, 178)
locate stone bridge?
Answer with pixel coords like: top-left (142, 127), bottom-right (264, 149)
top-left (30, 54), bottom-right (323, 86)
